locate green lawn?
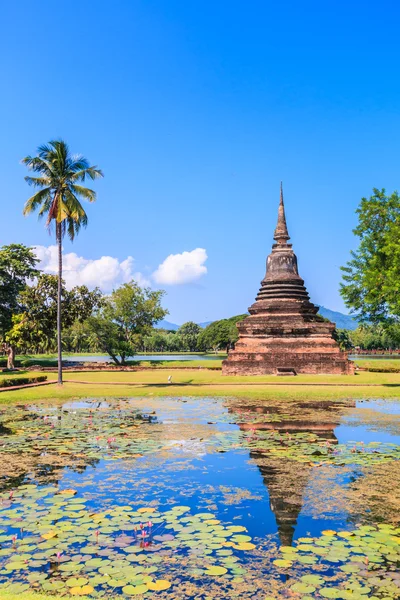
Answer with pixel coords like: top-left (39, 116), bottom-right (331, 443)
top-left (355, 358), bottom-right (400, 370)
top-left (0, 367), bottom-right (399, 403)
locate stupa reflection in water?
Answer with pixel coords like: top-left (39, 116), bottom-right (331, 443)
top-left (229, 400), bottom-right (355, 546)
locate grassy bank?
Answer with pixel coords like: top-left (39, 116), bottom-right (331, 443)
top-left (0, 368), bottom-right (399, 402)
top-left (355, 358), bottom-right (400, 371)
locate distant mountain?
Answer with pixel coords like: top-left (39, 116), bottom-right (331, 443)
top-left (156, 320), bottom-right (212, 330)
top-left (155, 320), bottom-right (179, 331)
top-left (317, 306), bottom-right (359, 330)
top-left (155, 308), bottom-right (359, 332)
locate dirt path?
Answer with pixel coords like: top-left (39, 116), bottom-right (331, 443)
top-left (0, 380), bottom-right (56, 393)
top-left (63, 379), bottom-right (397, 388)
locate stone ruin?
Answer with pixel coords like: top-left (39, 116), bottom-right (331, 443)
top-left (222, 185), bottom-right (354, 375)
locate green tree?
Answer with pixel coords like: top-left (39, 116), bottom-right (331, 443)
top-left (349, 323), bottom-right (400, 350)
top-left (7, 274), bottom-right (102, 354)
top-left (64, 320), bottom-right (101, 353)
top-left (340, 188), bottom-right (400, 324)
top-left (332, 328), bottom-right (353, 351)
top-left (89, 281), bottom-right (168, 364)
top-left (0, 244), bottom-right (38, 367)
top-left (22, 140), bottom-right (103, 383)
top-left (177, 321), bottom-right (202, 352)
top-left (197, 315), bottom-right (247, 353)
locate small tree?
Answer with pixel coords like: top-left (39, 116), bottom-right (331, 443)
top-left (177, 322), bottom-right (202, 352)
top-left (340, 188), bottom-right (400, 325)
top-left (197, 315), bottom-right (247, 353)
top-left (8, 274), bottom-right (102, 354)
top-left (89, 281), bottom-right (168, 364)
top-left (0, 244), bottom-right (38, 368)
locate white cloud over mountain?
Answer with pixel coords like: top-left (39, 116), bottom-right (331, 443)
top-left (34, 245), bottom-right (208, 291)
top-left (153, 248), bottom-right (208, 285)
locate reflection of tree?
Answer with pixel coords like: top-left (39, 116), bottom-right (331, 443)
top-left (228, 399), bottom-right (355, 546)
top-left (0, 451), bottom-right (100, 490)
top-left (305, 461), bottom-right (400, 527)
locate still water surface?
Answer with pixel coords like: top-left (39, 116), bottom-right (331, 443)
top-left (63, 354), bottom-right (220, 362)
top-left (0, 396), bottom-right (399, 597)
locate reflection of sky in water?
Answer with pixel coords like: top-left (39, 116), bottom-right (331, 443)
top-left (58, 393), bottom-right (400, 546)
top-left (338, 398), bottom-right (400, 443)
top-left (356, 398), bottom-right (400, 415)
top-left (3, 395), bottom-right (400, 550)
top-left (335, 423), bottom-right (400, 444)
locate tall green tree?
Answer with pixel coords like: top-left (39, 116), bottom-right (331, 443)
top-left (340, 188), bottom-right (400, 324)
top-left (0, 244), bottom-right (38, 367)
top-left (22, 140), bottom-right (103, 383)
top-left (177, 321), bottom-right (202, 352)
top-left (197, 314), bottom-right (248, 353)
top-left (89, 281), bottom-right (168, 365)
top-left (7, 274), bottom-right (103, 354)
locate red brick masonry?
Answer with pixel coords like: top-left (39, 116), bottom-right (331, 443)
top-left (222, 185), bottom-right (354, 376)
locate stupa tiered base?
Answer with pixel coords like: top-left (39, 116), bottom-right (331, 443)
top-left (222, 184), bottom-right (354, 376)
top-left (222, 314), bottom-right (354, 375)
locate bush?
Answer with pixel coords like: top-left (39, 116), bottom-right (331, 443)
top-left (0, 375), bottom-right (48, 388)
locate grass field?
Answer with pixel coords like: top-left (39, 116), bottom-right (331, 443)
top-left (1, 367), bottom-right (400, 402)
top-left (355, 358), bottom-right (400, 370)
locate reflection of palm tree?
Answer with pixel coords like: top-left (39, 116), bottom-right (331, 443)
top-left (230, 400), bottom-right (354, 546)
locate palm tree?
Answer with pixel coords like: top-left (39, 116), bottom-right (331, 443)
top-left (22, 140), bottom-right (103, 384)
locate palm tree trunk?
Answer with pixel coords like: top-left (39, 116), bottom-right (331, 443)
top-left (56, 222), bottom-right (63, 385)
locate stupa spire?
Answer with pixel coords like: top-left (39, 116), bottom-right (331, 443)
top-left (273, 182), bottom-right (290, 245)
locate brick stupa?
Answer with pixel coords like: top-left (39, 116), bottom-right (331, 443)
top-left (222, 185), bottom-right (354, 375)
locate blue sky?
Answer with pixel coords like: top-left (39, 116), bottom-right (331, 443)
top-left (1, 0), bottom-right (400, 324)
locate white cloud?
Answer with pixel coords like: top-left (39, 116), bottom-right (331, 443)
top-left (152, 248), bottom-right (208, 285)
top-left (34, 245), bottom-right (150, 291)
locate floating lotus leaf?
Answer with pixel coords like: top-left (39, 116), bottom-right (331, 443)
top-left (147, 579), bottom-right (172, 591)
top-left (70, 584), bottom-right (94, 595)
top-left (42, 581), bottom-right (66, 591)
top-left (227, 526), bottom-right (246, 533)
top-left (273, 559), bottom-right (292, 568)
top-left (67, 577), bottom-right (89, 587)
top-left (291, 582), bottom-right (316, 593)
top-left (319, 587), bottom-right (344, 598)
top-left (122, 584), bottom-right (149, 595)
top-left (204, 566), bottom-right (228, 576)
top-left (232, 542), bottom-right (256, 551)
top-left (301, 574), bottom-right (325, 585)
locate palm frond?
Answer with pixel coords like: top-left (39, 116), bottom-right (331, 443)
top-left (70, 166), bottom-right (104, 182)
top-left (37, 197), bottom-right (53, 220)
top-left (70, 184), bottom-right (96, 202)
top-left (64, 189), bottom-right (88, 223)
top-left (69, 155), bottom-right (90, 172)
top-left (25, 176), bottom-right (51, 187)
top-left (23, 188), bottom-right (52, 216)
top-left (21, 156), bottom-right (53, 176)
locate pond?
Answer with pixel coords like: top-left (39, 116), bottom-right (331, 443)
top-left (0, 396), bottom-right (399, 598)
top-left (62, 354), bottom-right (221, 363)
